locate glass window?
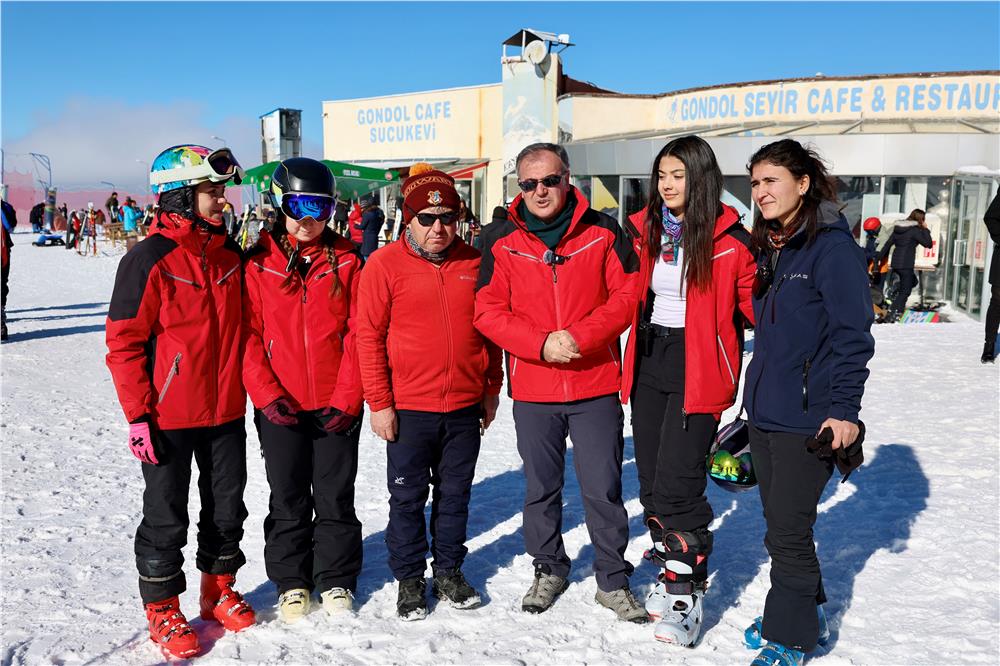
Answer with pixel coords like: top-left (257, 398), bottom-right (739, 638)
top-left (590, 176), bottom-right (621, 221)
top-left (836, 176), bottom-right (881, 237)
top-left (622, 177), bottom-right (650, 221)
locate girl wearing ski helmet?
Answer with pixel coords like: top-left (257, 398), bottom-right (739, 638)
top-left (105, 144), bottom-right (255, 659)
top-left (620, 135), bottom-right (756, 646)
top-left (743, 139), bottom-right (874, 666)
top-left (242, 157), bottom-right (365, 622)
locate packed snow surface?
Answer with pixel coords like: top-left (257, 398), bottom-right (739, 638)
top-left (2, 235), bottom-right (998, 665)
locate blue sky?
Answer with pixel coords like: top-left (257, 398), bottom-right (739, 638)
top-left (2, 1), bottom-right (998, 189)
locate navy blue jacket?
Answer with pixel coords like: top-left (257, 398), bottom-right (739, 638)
top-left (359, 207), bottom-right (385, 256)
top-left (743, 201), bottom-right (875, 435)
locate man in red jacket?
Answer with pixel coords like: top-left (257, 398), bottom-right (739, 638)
top-left (106, 144), bottom-right (255, 659)
top-left (475, 143), bottom-right (645, 622)
top-left (356, 163), bottom-right (503, 621)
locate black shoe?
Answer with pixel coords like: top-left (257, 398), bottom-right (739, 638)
top-left (983, 342), bottom-right (997, 364)
top-left (432, 568), bottom-right (481, 609)
top-left (396, 577), bottom-right (427, 621)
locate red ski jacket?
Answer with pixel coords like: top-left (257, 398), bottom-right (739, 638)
top-left (106, 212), bottom-right (245, 430)
top-left (356, 237), bottom-right (503, 413)
top-left (620, 204), bottom-right (757, 417)
top-left (348, 205), bottom-right (363, 244)
top-left (475, 188), bottom-right (641, 403)
top-left (242, 230), bottom-right (364, 415)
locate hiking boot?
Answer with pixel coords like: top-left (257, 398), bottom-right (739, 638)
top-left (595, 585), bottom-right (649, 624)
top-left (432, 568), bottom-right (481, 609)
top-left (320, 587), bottom-right (355, 615)
top-left (396, 577), bottom-right (427, 621)
top-left (521, 565), bottom-right (569, 614)
top-left (144, 596), bottom-right (200, 659)
top-left (199, 573), bottom-right (256, 632)
top-left (277, 588), bottom-right (311, 623)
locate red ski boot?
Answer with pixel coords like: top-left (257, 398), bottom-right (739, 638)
top-left (144, 596), bottom-right (200, 659)
top-left (199, 573), bottom-right (256, 632)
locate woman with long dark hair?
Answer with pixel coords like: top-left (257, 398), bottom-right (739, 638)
top-left (621, 135), bottom-right (756, 646)
top-left (877, 208), bottom-right (932, 321)
top-left (242, 157), bottom-right (365, 622)
top-left (742, 139), bottom-right (874, 666)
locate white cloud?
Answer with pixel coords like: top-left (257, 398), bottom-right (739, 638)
top-left (3, 97), bottom-right (263, 192)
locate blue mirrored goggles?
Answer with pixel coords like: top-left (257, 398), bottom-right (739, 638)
top-left (280, 193), bottom-right (335, 222)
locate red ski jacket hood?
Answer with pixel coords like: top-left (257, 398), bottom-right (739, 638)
top-left (621, 204), bottom-right (757, 416)
top-left (475, 187), bottom-right (640, 403)
top-left (106, 211), bottom-right (246, 429)
top-left (242, 230), bottom-right (364, 415)
top-left (356, 237), bottom-right (503, 413)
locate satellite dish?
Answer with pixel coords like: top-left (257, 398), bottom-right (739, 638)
top-left (523, 39), bottom-right (549, 66)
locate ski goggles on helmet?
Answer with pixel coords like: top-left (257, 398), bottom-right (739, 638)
top-left (707, 418), bottom-right (758, 493)
top-left (149, 148), bottom-right (244, 190)
top-left (279, 193), bottom-right (336, 222)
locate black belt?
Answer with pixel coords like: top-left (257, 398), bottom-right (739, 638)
top-left (647, 323), bottom-right (685, 338)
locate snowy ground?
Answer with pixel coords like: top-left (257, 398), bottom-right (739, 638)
top-left (2, 233), bottom-right (998, 665)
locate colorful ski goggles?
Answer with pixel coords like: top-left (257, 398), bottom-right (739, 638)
top-left (279, 193), bottom-right (336, 222)
top-left (707, 418), bottom-right (758, 493)
top-left (149, 147), bottom-right (244, 193)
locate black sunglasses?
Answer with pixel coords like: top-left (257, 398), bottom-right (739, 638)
top-left (414, 211), bottom-right (460, 227)
top-left (517, 173), bottom-right (565, 193)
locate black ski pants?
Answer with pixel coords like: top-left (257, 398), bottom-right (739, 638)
top-left (889, 268), bottom-right (917, 314)
top-left (630, 331), bottom-right (718, 543)
top-left (984, 283), bottom-right (1000, 348)
top-left (385, 404), bottom-right (481, 581)
top-left (258, 409), bottom-right (362, 594)
top-left (749, 422), bottom-right (833, 652)
top-left (135, 418), bottom-right (248, 604)
top-left (514, 394), bottom-right (631, 593)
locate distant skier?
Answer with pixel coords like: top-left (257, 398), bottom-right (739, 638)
top-left (982, 192), bottom-right (1000, 363)
top-left (105, 144), bottom-right (254, 659)
top-left (1, 196), bottom-right (16, 340)
top-left (878, 209), bottom-right (932, 321)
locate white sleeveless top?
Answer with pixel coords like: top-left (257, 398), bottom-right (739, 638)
top-left (650, 246), bottom-right (686, 328)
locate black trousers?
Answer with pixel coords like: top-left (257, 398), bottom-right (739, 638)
top-left (135, 418), bottom-right (249, 604)
top-left (984, 283), bottom-right (1000, 346)
top-left (385, 404), bottom-right (482, 581)
top-left (258, 410), bottom-right (362, 594)
top-left (1, 259), bottom-right (9, 316)
top-left (514, 394), bottom-right (632, 592)
top-left (631, 332), bottom-right (719, 542)
top-left (889, 268), bottom-right (917, 314)
top-left (749, 422), bottom-right (834, 652)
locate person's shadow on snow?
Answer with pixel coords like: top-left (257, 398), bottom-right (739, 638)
top-left (698, 442), bottom-right (928, 653)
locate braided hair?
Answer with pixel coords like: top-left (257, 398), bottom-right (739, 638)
top-left (273, 226), bottom-right (344, 298)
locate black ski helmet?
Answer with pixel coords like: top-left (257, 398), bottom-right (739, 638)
top-left (269, 157), bottom-right (336, 208)
top-left (706, 418), bottom-right (757, 492)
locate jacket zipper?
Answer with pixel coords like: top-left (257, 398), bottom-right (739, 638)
top-left (159, 353), bottom-right (182, 403)
top-left (266, 339), bottom-right (274, 360)
top-left (437, 268), bottom-right (454, 410)
top-left (718, 334), bottom-right (736, 385)
top-left (162, 271), bottom-right (202, 289)
top-left (607, 344), bottom-right (620, 369)
top-left (511, 357), bottom-right (518, 377)
top-left (770, 275), bottom-right (786, 324)
top-left (299, 273), bottom-right (314, 406)
top-left (802, 358), bottom-right (811, 413)
top-left (712, 248), bottom-right (735, 261)
top-left (216, 264), bottom-right (239, 285)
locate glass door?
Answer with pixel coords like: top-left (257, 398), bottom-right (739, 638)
top-left (950, 178), bottom-right (993, 318)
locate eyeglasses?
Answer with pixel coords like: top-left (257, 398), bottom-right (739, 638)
top-left (516, 173), bottom-right (565, 193)
top-left (280, 193), bottom-right (335, 223)
top-left (414, 211), bottom-right (459, 227)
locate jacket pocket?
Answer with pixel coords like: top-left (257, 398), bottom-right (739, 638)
top-left (266, 339), bottom-right (274, 360)
top-left (717, 334), bottom-right (736, 385)
top-left (511, 357), bottom-right (518, 378)
top-left (162, 271), bottom-right (202, 290)
top-left (158, 353), bottom-right (182, 403)
top-left (607, 344), bottom-right (620, 369)
top-left (216, 264), bottom-right (239, 285)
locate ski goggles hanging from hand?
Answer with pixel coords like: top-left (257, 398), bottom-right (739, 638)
top-left (279, 193), bottom-right (336, 222)
top-left (149, 148), bottom-right (244, 189)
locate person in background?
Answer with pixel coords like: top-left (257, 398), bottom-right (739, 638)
top-left (743, 138), bottom-right (874, 666)
top-left (333, 197), bottom-right (349, 236)
top-left (1, 196), bottom-right (16, 341)
top-left (106, 191), bottom-right (120, 224)
top-left (356, 162), bottom-right (502, 621)
top-left (391, 195), bottom-right (405, 241)
top-left (358, 194), bottom-right (385, 261)
top-left (243, 157), bottom-right (366, 622)
top-left (105, 144), bottom-right (254, 659)
top-left (620, 136), bottom-right (756, 646)
top-left (475, 143), bottom-right (645, 623)
top-left (66, 209), bottom-right (81, 250)
top-left (122, 197), bottom-right (143, 235)
top-left (30, 201), bottom-right (44, 233)
top-left (878, 208), bottom-right (932, 321)
top-left (982, 192), bottom-right (1000, 363)
top-left (348, 199), bottom-right (363, 250)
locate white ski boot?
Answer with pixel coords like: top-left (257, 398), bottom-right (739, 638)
top-left (651, 559), bottom-right (704, 647)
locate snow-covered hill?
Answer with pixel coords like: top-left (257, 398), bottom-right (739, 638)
top-left (2, 235), bottom-right (998, 665)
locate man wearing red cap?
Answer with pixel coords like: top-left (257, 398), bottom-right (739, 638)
top-left (356, 163), bottom-right (503, 621)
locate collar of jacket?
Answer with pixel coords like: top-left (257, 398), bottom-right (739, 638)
top-left (149, 211), bottom-right (227, 254)
top-left (398, 233), bottom-right (467, 264)
top-left (507, 186), bottom-right (592, 241)
top-left (628, 202), bottom-right (743, 252)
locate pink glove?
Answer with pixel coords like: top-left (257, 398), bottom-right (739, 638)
top-left (262, 398), bottom-right (298, 426)
top-left (128, 421), bottom-right (159, 465)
